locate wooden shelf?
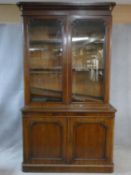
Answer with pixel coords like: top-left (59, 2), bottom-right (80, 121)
top-left (31, 87), bottom-right (62, 98)
top-left (72, 93), bottom-right (103, 102)
top-left (72, 39), bottom-right (104, 45)
top-left (30, 39), bottom-right (62, 45)
top-left (30, 68), bottom-right (62, 74)
top-left (72, 68), bottom-right (104, 72)
top-left (31, 87), bottom-right (102, 102)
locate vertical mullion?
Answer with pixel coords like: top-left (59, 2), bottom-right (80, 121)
top-left (24, 17), bottom-right (31, 105)
top-left (66, 15), bottom-right (72, 104)
top-left (104, 17), bottom-right (112, 104)
top-left (62, 16), bottom-right (68, 104)
top-left (66, 117), bottom-right (73, 163)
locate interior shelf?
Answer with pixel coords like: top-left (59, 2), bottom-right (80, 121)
top-left (72, 68), bottom-right (104, 72)
top-left (30, 39), bottom-right (62, 45)
top-left (31, 87), bottom-right (102, 102)
top-left (31, 87), bottom-right (62, 98)
top-left (72, 38), bottom-right (104, 44)
top-left (30, 68), bottom-right (62, 74)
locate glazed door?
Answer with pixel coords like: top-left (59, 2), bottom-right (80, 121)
top-left (25, 16), bottom-right (67, 104)
top-left (70, 17), bottom-right (108, 103)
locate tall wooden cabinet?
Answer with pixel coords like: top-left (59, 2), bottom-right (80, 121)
top-left (18, 2), bottom-right (116, 173)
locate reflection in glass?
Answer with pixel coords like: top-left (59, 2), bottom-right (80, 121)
top-left (71, 20), bottom-right (105, 102)
top-left (29, 19), bottom-right (63, 102)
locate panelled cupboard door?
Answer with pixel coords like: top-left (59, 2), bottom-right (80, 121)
top-left (23, 116), bottom-right (67, 164)
top-left (69, 117), bottom-right (114, 164)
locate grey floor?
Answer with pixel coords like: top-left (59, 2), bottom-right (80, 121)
top-left (0, 145), bottom-right (130, 175)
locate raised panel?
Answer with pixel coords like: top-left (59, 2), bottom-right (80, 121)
top-left (30, 121), bottom-right (63, 159)
top-left (74, 122), bottom-right (106, 159)
top-left (23, 116), bottom-right (67, 164)
top-left (70, 117), bottom-right (113, 164)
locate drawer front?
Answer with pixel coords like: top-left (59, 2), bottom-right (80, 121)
top-left (69, 116), bottom-right (114, 164)
top-left (23, 115), bottom-right (67, 164)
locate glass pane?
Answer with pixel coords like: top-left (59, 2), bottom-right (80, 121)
top-left (29, 19), bottom-right (63, 102)
top-left (71, 20), bottom-right (105, 102)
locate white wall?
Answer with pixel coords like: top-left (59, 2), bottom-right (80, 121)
top-left (111, 24), bottom-right (131, 146)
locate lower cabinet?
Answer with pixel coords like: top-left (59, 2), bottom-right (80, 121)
top-left (22, 113), bottom-right (114, 172)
